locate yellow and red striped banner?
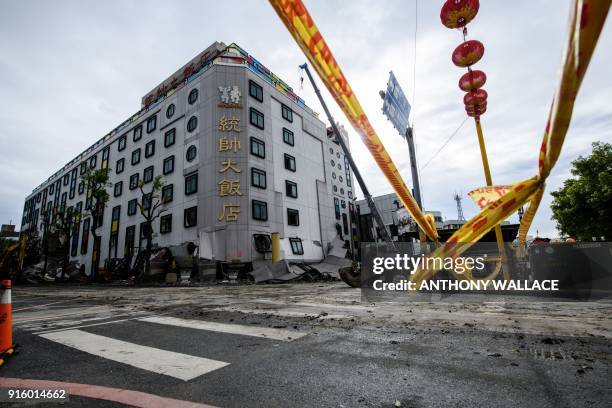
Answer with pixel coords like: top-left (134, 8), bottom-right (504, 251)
top-left (468, 185), bottom-right (514, 209)
top-left (268, 0), bottom-right (438, 241)
top-left (411, 0), bottom-right (610, 285)
top-left (268, 0), bottom-right (610, 285)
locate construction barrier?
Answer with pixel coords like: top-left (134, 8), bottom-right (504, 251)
top-left (268, 0), bottom-right (439, 242)
top-left (0, 279), bottom-right (15, 366)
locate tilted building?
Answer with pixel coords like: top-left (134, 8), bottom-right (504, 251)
top-left (20, 42), bottom-right (355, 273)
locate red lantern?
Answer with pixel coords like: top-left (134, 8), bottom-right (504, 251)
top-left (466, 103), bottom-right (487, 117)
top-left (463, 89), bottom-right (488, 106)
top-left (440, 0), bottom-right (480, 29)
top-left (459, 70), bottom-right (486, 91)
top-left (452, 40), bottom-right (485, 67)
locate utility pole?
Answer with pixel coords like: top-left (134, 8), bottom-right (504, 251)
top-left (405, 126), bottom-right (423, 211)
top-left (300, 63), bottom-right (395, 246)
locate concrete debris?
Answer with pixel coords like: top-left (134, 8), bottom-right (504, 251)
top-left (249, 260), bottom-right (334, 284)
top-left (327, 237), bottom-right (348, 258)
top-left (312, 255), bottom-right (351, 278)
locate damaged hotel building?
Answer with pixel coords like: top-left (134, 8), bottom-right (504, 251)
top-left (20, 42), bottom-right (356, 274)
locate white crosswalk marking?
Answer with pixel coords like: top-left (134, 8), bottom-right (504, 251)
top-left (40, 329), bottom-right (229, 381)
top-left (139, 316), bottom-right (307, 341)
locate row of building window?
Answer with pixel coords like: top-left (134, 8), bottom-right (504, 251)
top-left (29, 80), bottom-right (300, 227)
top-left (250, 200), bottom-right (299, 226)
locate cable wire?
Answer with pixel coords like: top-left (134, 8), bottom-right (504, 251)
top-left (420, 118), bottom-right (468, 171)
top-left (411, 0), bottom-right (418, 127)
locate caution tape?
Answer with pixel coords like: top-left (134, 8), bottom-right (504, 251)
top-left (268, 0), bottom-right (610, 285)
top-left (268, 0), bottom-right (439, 241)
top-left (412, 0), bottom-right (610, 286)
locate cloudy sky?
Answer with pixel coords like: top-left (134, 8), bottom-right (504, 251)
top-left (1, 0), bottom-right (610, 237)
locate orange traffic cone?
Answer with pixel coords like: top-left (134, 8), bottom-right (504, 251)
top-left (0, 279), bottom-right (15, 367)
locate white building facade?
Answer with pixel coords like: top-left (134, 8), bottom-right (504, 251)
top-left (20, 42), bottom-right (354, 272)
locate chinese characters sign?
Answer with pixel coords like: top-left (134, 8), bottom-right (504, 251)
top-left (217, 85), bottom-right (243, 222)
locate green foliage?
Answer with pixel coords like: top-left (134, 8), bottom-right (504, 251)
top-left (81, 166), bottom-right (111, 236)
top-left (550, 142), bottom-right (612, 240)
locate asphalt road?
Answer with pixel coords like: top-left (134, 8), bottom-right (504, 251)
top-left (2, 284), bottom-right (611, 407)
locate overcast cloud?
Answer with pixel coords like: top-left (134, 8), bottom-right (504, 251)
top-left (1, 0), bottom-right (610, 237)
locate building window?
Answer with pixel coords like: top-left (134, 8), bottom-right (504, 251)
top-left (146, 115), bottom-right (157, 133)
top-left (341, 200), bottom-right (347, 209)
top-left (133, 125), bottom-right (142, 142)
top-left (339, 176), bottom-right (343, 183)
top-left (166, 104), bottom-right (175, 119)
top-left (188, 88), bottom-right (198, 105)
top-left (333, 185), bottom-right (338, 193)
top-left (131, 148), bottom-right (141, 165)
top-left (251, 168), bottom-right (266, 189)
top-left (348, 190), bottom-right (353, 199)
top-left (145, 140), bottom-right (155, 158)
top-left (340, 188), bottom-right (344, 195)
top-left (161, 184), bottom-right (173, 203)
top-left (250, 137), bottom-right (265, 158)
top-left (285, 180), bottom-right (298, 198)
top-left (129, 173), bottom-right (139, 190)
top-left (249, 80), bottom-right (263, 102)
top-left (163, 156), bottom-right (175, 175)
top-left (80, 162), bottom-right (87, 175)
top-left (102, 146), bottom-right (110, 169)
top-left (281, 104), bottom-right (293, 122)
top-left (114, 181), bottom-right (123, 197)
top-left (185, 173), bottom-right (198, 195)
top-left (334, 198), bottom-right (340, 220)
top-left (287, 208), bottom-right (299, 226)
top-left (49, 184), bottom-right (55, 195)
top-left (187, 116), bottom-right (198, 132)
top-left (128, 199), bottom-right (137, 216)
top-left (284, 154), bottom-right (296, 172)
top-left (81, 218), bottom-right (90, 254)
top-left (252, 200), bottom-right (268, 221)
top-left (118, 135), bottom-right (127, 151)
top-left (142, 193), bottom-right (151, 211)
top-left (332, 172), bottom-right (336, 179)
top-left (249, 108), bottom-right (264, 129)
top-left (283, 128), bottom-right (294, 146)
top-left (143, 166), bottom-right (154, 184)
top-left (184, 206), bottom-right (197, 228)
top-left (63, 174), bottom-right (69, 186)
top-left (160, 214), bottom-right (172, 234)
top-left (186, 145), bottom-right (197, 162)
top-left (125, 225), bottom-right (135, 258)
top-left (116, 158), bottom-right (125, 174)
top-left (78, 181), bottom-right (85, 195)
top-left (89, 155), bottom-right (97, 168)
top-left (164, 128), bottom-right (176, 147)
top-left (289, 237), bottom-right (304, 255)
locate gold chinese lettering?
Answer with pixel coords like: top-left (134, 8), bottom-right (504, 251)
top-left (218, 204), bottom-right (241, 222)
top-left (219, 159), bottom-right (241, 173)
top-left (218, 179), bottom-right (242, 196)
top-left (218, 115), bottom-right (240, 132)
top-left (218, 136), bottom-right (241, 152)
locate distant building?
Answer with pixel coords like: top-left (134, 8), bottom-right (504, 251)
top-left (0, 224), bottom-right (20, 241)
top-left (355, 192), bottom-right (442, 241)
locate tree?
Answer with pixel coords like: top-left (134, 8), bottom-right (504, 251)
top-left (53, 205), bottom-right (79, 273)
top-left (137, 175), bottom-right (168, 277)
top-left (551, 142), bottom-right (612, 240)
top-left (81, 167), bottom-right (111, 276)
